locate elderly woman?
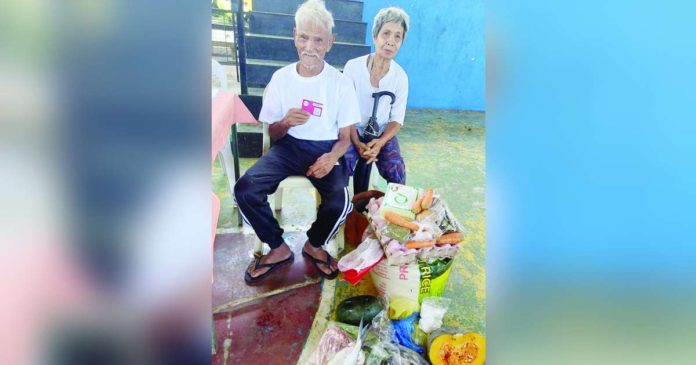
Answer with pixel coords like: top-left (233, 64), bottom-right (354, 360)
top-left (343, 7), bottom-right (409, 194)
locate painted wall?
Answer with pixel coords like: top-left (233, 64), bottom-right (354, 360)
top-left (361, 0), bottom-right (485, 111)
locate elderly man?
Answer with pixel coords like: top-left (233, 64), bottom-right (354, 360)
top-left (234, 0), bottom-right (360, 284)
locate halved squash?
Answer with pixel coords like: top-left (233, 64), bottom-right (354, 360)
top-left (428, 331), bottom-right (486, 365)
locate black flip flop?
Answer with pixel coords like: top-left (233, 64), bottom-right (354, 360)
top-left (302, 249), bottom-right (340, 280)
top-left (244, 252), bottom-right (295, 284)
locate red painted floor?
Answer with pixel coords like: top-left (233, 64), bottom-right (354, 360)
top-left (213, 283), bottom-right (322, 365)
top-left (213, 230), bottom-right (330, 364)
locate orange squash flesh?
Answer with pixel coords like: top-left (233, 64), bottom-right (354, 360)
top-left (429, 332), bottom-right (486, 365)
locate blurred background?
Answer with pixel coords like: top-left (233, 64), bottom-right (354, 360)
top-left (1, 0), bottom-right (211, 364)
top-left (487, 1), bottom-right (696, 364)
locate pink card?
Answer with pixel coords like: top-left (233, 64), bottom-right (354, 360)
top-left (301, 99), bottom-right (323, 117)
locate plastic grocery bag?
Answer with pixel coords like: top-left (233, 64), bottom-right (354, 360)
top-left (311, 323), bottom-right (356, 365)
top-left (338, 238), bottom-right (384, 273)
top-left (338, 237), bottom-right (385, 285)
top-left (363, 342), bottom-right (429, 365)
top-left (364, 310), bottom-right (429, 365)
top-left (392, 313), bottom-right (424, 353)
top-left (418, 297), bottom-right (451, 334)
top-left (328, 320), bottom-right (367, 365)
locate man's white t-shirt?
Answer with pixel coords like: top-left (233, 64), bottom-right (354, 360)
top-left (342, 54), bottom-right (409, 136)
top-left (260, 61), bottom-right (360, 141)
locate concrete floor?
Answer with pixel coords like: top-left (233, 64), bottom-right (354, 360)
top-left (212, 108), bottom-right (485, 364)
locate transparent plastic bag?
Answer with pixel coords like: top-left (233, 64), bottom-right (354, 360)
top-left (328, 320), bottom-right (368, 365)
top-left (430, 198), bottom-right (462, 235)
top-left (371, 299), bottom-right (421, 352)
top-left (311, 322), bottom-right (356, 365)
top-left (364, 311), bottom-right (429, 365)
top-left (363, 342), bottom-right (429, 365)
top-left (360, 297), bottom-right (430, 365)
top-left (369, 309), bottom-right (394, 343)
top-left (418, 297), bottom-right (452, 334)
top-left (417, 197), bottom-right (445, 224)
top-left (410, 221), bottom-right (442, 242)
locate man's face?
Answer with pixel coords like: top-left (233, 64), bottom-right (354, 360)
top-left (293, 21), bottom-right (334, 72)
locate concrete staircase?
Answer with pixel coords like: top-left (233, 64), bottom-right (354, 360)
top-left (243, 0), bottom-right (369, 92)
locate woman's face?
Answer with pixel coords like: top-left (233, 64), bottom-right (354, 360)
top-left (373, 21), bottom-right (404, 60)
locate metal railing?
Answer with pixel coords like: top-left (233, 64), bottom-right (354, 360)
top-left (212, 2), bottom-right (249, 91)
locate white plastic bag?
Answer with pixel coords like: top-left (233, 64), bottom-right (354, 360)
top-left (418, 297), bottom-right (451, 333)
top-left (338, 237), bottom-right (383, 272)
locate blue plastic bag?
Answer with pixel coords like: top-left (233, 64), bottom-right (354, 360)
top-left (391, 313), bottom-right (424, 353)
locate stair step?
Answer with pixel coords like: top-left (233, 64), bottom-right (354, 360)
top-left (245, 33), bottom-right (369, 66)
top-left (246, 58), bottom-right (292, 67)
top-left (213, 55), bottom-right (238, 66)
top-left (245, 59), bottom-right (289, 87)
top-left (212, 23), bottom-right (236, 31)
top-left (248, 86), bottom-right (265, 96)
top-left (252, 0), bottom-right (364, 22)
top-left (248, 11), bottom-right (366, 43)
top-left (245, 61), bottom-right (279, 88)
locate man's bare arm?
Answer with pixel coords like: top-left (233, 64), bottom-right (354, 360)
top-left (306, 126), bottom-right (352, 179)
top-left (268, 108), bottom-right (311, 141)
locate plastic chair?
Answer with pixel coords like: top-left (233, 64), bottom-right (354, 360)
top-left (261, 122), bottom-right (321, 211)
top-left (212, 60), bottom-right (237, 196)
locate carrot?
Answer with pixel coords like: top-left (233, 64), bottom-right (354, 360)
top-left (421, 188), bottom-right (434, 209)
top-left (384, 211), bottom-right (420, 231)
top-left (436, 232), bottom-right (463, 245)
top-left (405, 239), bottom-right (437, 249)
top-left (412, 195), bottom-right (424, 214)
top-left (416, 210), bottom-right (433, 221)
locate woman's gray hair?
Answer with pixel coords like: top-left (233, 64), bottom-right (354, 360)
top-left (372, 7), bottom-right (410, 39)
top-left (295, 0), bottom-right (335, 33)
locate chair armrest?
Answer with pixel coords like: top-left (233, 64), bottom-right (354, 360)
top-left (262, 122), bottom-right (271, 155)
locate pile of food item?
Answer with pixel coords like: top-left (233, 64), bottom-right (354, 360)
top-left (309, 184), bottom-right (484, 365)
top-left (311, 294), bottom-right (485, 365)
top-left (366, 184), bottom-right (464, 265)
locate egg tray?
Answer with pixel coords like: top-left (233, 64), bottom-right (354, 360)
top-left (365, 197), bottom-right (464, 266)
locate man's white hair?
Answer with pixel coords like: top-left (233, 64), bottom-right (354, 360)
top-left (295, 0), bottom-right (335, 33)
top-left (372, 7), bottom-right (410, 39)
